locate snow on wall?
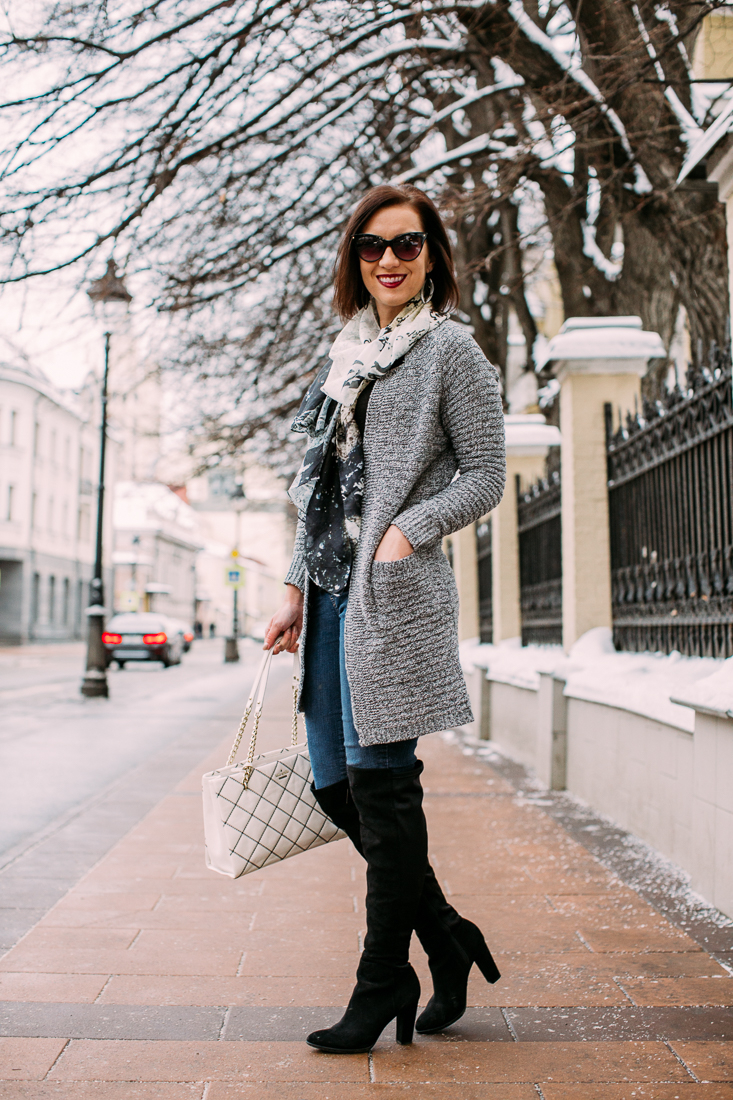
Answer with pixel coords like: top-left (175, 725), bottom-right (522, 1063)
top-left (461, 627), bottom-right (723, 733)
top-left (671, 657), bottom-right (733, 719)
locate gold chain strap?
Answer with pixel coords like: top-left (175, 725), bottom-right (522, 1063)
top-left (224, 644), bottom-right (302, 787)
top-left (225, 647), bottom-right (272, 768)
top-left (225, 696), bottom-right (255, 768)
top-left (239, 693), bottom-right (266, 788)
top-left (291, 649), bottom-right (300, 747)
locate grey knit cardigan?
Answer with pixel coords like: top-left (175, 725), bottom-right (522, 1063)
top-left (285, 319), bottom-right (506, 746)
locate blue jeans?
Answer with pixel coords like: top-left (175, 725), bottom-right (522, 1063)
top-left (302, 583), bottom-right (418, 789)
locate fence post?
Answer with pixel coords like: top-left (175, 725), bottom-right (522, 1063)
top-left (492, 415), bottom-right (561, 643)
top-left (452, 524), bottom-right (480, 641)
top-left (543, 318), bottom-right (666, 652)
top-left (535, 672), bottom-right (568, 789)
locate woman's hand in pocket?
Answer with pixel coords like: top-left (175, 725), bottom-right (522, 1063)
top-left (374, 525), bottom-right (414, 562)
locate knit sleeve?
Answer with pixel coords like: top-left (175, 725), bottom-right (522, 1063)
top-left (393, 328), bottom-right (506, 549)
top-left (283, 516), bottom-right (307, 592)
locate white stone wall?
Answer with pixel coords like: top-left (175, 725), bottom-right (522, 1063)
top-left (692, 712), bottom-right (733, 919)
top-left (488, 681), bottom-right (539, 773)
top-left (565, 698), bottom-right (695, 875)
top-left (471, 660), bottom-right (733, 921)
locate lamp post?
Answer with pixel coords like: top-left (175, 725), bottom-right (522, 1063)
top-left (80, 261), bottom-right (132, 698)
top-left (224, 481), bottom-right (247, 663)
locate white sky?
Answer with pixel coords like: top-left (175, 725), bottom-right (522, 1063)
top-left (0, 271), bottom-right (160, 391)
top-left (1, 275), bottom-right (106, 388)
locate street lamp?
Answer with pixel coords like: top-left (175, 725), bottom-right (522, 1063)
top-left (224, 481), bottom-right (247, 663)
top-left (80, 260), bottom-right (132, 698)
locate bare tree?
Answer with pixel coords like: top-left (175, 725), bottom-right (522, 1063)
top-left (0, 0), bottom-right (728, 470)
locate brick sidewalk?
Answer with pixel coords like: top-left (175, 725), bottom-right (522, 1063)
top-left (2, 670), bottom-right (733, 1098)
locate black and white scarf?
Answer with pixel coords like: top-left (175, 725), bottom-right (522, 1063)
top-left (288, 295), bottom-right (448, 593)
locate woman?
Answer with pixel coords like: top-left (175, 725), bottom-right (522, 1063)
top-left (264, 183), bottom-right (506, 1054)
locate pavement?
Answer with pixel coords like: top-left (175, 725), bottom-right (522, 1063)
top-left (1, 647), bottom-right (733, 1097)
top-left (0, 639), bottom-right (293, 951)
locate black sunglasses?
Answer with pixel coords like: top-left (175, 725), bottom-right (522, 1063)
top-left (352, 231), bottom-right (427, 263)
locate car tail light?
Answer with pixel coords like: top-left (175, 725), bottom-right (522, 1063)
top-left (184, 632), bottom-right (194, 642)
top-left (143, 632), bottom-right (167, 645)
top-left (102, 633), bottom-right (122, 644)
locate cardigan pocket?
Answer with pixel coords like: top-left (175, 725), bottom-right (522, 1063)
top-left (371, 546), bottom-right (458, 633)
top-left (371, 550), bottom-right (421, 578)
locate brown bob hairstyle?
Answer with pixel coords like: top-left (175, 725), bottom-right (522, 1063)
top-left (332, 184), bottom-right (460, 320)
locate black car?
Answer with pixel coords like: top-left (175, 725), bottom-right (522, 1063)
top-left (168, 618), bottom-right (195, 652)
top-left (102, 613), bottom-right (184, 669)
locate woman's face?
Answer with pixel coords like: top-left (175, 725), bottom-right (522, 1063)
top-left (358, 203), bottom-right (433, 327)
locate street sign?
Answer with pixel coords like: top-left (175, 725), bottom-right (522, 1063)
top-left (225, 566), bottom-right (245, 589)
top-left (118, 590), bottom-right (140, 611)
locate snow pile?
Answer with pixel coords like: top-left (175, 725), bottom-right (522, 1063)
top-left (504, 413), bottom-right (561, 449)
top-left (461, 628), bottom-right (723, 732)
top-left (670, 657), bottom-right (733, 719)
top-left (461, 635), bottom-right (564, 690)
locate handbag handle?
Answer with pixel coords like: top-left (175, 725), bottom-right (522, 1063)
top-left (225, 643), bottom-right (301, 784)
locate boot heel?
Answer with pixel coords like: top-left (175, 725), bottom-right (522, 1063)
top-left (395, 997), bottom-right (419, 1045)
top-left (474, 940), bottom-right (501, 985)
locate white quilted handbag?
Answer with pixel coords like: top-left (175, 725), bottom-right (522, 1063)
top-left (202, 646), bottom-right (345, 878)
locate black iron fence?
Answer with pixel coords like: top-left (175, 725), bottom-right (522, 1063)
top-left (517, 462), bottom-right (562, 646)
top-left (476, 517), bottom-right (492, 643)
top-left (606, 348), bottom-right (733, 658)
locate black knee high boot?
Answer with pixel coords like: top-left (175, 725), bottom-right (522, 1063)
top-left (306, 763), bottom-right (426, 1053)
top-left (311, 773), bottom-right (500, 1035)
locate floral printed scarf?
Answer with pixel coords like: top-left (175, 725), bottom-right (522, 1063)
top-left (288, 294), bottom-right (448, 594)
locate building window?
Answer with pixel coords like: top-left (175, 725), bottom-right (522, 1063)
top-left (62, 501), bottom-right (68, 536)
top-left (9, 410), bottom-right (17, 447)
top-left (5, 484), bottom-right (13, 521)
top-left (31, 573), bottom-right (40, 623)
top-left (48, 575), bottom-right (56, 623)
top-left (31, 493), bottom-right (37, 530)
top-left (48, 496), bottom-right (54, 533)
top-left (63, 577), bottom-right (70, 625)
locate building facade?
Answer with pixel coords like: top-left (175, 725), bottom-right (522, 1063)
top-left (112, 481), bottom-right (202, 625)
top-left (0, 352), bottom-right (114, 644)
top-left (187, 465), bottom-right (295, 639)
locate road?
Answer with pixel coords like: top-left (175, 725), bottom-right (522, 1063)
top-left (0, 637), bottom-right (295, 950)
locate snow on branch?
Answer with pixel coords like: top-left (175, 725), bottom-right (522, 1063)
top-left (506, 0), bottom-right (634, 160)
top-left (631, 3), bottom-right (702, 144)
top-left (581, 220), bottom-right (622, 281)
top-left (372, 77), bottom-right (524, 175)
top-left (423, 78), bottom-right (524, 130)
top-left (392, 132), bottom-right (511, 182)
top-left (246, 36), bottom-right (461, 140)
top-left (246, 87), bottom-right (373, 174)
